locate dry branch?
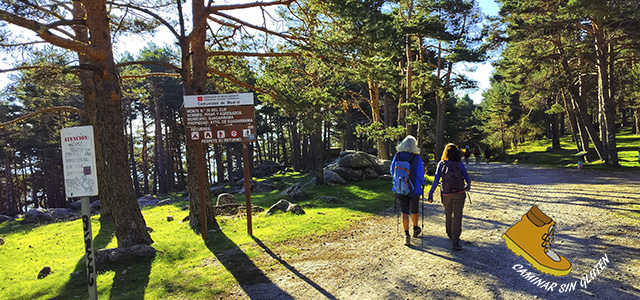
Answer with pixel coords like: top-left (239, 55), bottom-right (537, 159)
top-left (116, 60), bottom-right (181, 72)
top-left (121, 73), bottom-right (181, 79)
top-left (208, 1), bottom-right (295, 12)
top-left (207, 51), bottom-right (302, 58)
top-left (207, 67), bottom-right (272, 95)
top-left (0, 106), bottom-right (85, 129)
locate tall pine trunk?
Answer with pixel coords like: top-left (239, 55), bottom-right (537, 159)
top-left (289, 121), bottom-right (301, 171)
top-left (634, 108), bottom-right (640, 135)
top-left (183, 0), bottom-right (218, 233)
top-left (368, 78), bottom-right (389, 159)
top-left (140, 107), bottom-right (150, 194)
top-left (128, 105), bottom-right (141, 197)
top-left (593, 26), bottom-right (618, 166)
top-left (153, 84), bottom-right (168, 194)
top-left (435, 93), bottom-right (446, 160)
top-left (77, 1), bottom-right (152, 247)
top-left (560, 55), bottom-right (605, 160)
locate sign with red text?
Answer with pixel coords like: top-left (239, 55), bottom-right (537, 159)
top-left (61, 126), bottom-right (98, 197)
top-left (184, 93), bottom-right (255, 145)
top-left (184, 92), bottom-right (253, 108)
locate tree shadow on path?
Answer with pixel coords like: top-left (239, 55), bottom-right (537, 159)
top-left (206, 231), bottom-right (294, 300)
top-left (251, 236), bottom-right (337, 300)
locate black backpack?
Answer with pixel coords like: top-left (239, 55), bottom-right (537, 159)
top-left (441, 161), bottom-right (465, 193)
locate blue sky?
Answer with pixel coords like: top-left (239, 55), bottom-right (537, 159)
top-left (461, 0), bottom-right (500, 103)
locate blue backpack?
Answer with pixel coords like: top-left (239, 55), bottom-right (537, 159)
top-left (392, 155), bottom-right (414, 195)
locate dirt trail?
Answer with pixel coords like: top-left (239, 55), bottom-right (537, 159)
top-left (222, 163), bottom-right (640, 300)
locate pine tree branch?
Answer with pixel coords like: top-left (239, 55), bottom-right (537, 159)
top-left (0, 9), bottom-right (105, 60)
top-left (207, 67), bottom-right (273, 95)
top-left (0, 106), bottom-right (85, 129)
top-left (208, 1), bottom-right (295, 11)
top-left (121, 73), bottom-right (181, 79)
top-left (108, 1), bottom-right (181, 40)
top-left (210, 10), bottom-right (304, 41)
top-left (207, 51), bottom-right (302, 58)
top-left (0, 66), bottom-right (40, 73)
top-left (116, 60), bottom-right (181, 72)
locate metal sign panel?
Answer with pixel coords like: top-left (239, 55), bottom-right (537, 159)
top-left (186, 124), bottom-right (256, 145)
top-left (61, 126), bottom-right (99, 197)
top-left (184, 92), bottom-right (254, 108)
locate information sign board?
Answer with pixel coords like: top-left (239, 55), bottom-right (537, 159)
top-left (183, 93), bottom-right (257, 239)
top-left (61, 126), bottom-right (98, 197)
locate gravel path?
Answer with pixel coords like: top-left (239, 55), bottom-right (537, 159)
top-left (221, 163), bottom-right (640, 300)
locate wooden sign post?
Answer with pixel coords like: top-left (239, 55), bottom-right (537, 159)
top-left (184, 93), bottom-right (256, 239)
top-left (61, 125), bottom-right (99, 300)
top-left (242, 142), bottom-right (253, 235)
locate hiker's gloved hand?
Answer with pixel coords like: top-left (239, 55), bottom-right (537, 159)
top-left (427, 193), bottom-right (433, 203)
top-left (465, 184), bottom-right (471, 191)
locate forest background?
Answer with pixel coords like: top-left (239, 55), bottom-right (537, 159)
top-left (1, 0), bottom-right (640, 249)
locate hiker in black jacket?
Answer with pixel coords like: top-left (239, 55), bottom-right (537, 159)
top-left (428, 143), bottom-right (471, 251)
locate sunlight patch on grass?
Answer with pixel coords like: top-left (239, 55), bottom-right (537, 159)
top-left (0, 174), bottom-right (394, 299)
top-left (504, 129), bottom-right (640, 170)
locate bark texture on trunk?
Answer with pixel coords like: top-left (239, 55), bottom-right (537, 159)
top-left (593, 25), bottom-right (618, 166)
top-left (184, 0), bottom-right (219, 233)
top-left (80, 1), bottom-right (152, 247)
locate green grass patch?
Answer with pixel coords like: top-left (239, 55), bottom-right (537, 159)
top-left (0, 175), bottom-right (397, 299)
top-left (504, 128), bottom-right (640, 170)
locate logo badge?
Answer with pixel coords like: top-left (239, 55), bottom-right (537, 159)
top-left (503, 205), bottom-right (572, 276)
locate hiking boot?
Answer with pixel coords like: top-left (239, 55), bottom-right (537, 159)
top-left (413, 226), bottom-right (422, 237)
top-left (404, 235), bottom-right (411, 246)
top-left (452, 243), bottom-right (462, 251)
top-left (502, 205), bottom-right (572, 276)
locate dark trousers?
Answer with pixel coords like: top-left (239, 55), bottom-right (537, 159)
top-left (396, 194), bottom-right (419, 214)
top-left (442, 192), bottom-right (466, 244)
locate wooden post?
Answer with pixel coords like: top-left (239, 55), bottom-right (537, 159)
top-left (196, 143), bottom-right (208, 240)
top-left (81, 196), bottom-right (98, 300)
top-left (242, 142), bottom-right (253, 236)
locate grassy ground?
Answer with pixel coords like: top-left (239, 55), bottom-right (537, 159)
top-left (2, 131), bottom-right (638, 299)
top-left (504, 128), bottom-right (640, 170)
top-left (0, 173), bottom-right (400, 300)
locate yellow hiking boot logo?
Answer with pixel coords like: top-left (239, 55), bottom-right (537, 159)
top-left (503, 205), bottom-right (572, 276)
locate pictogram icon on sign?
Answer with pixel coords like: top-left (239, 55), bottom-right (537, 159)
top-left (230, 130), bottom-right (238, 137)
top-left (204, 131), bottom-right (213, 139)
top-left (217, 130), bottom-right (225, 138)
top-left (191, 132), bottom-right (200, 140)
top-left (243, 129), bottom-right (251, 137)
top-left (197, 96), bottom-right (203, 101)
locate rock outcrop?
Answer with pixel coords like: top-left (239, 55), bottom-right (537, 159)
top-left (266, 199), bottom-right (305, 215)
top-left (323, 151), bottom-right (391, 184)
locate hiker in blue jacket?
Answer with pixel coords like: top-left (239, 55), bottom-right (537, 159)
top-left (390, 135), bottom-right (425, 246)
top-left (428, 143), bottom-right (471, 251)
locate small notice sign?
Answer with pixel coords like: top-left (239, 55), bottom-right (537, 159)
top-left (61, 126), bottom-right (98, 197)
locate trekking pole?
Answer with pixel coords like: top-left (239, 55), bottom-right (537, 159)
top-left (421, 190), bottom-right (425, 246)
top-left (466, 190), bottom-right (472, 205)
top-left (395, 195), bottom-right (399, 235)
